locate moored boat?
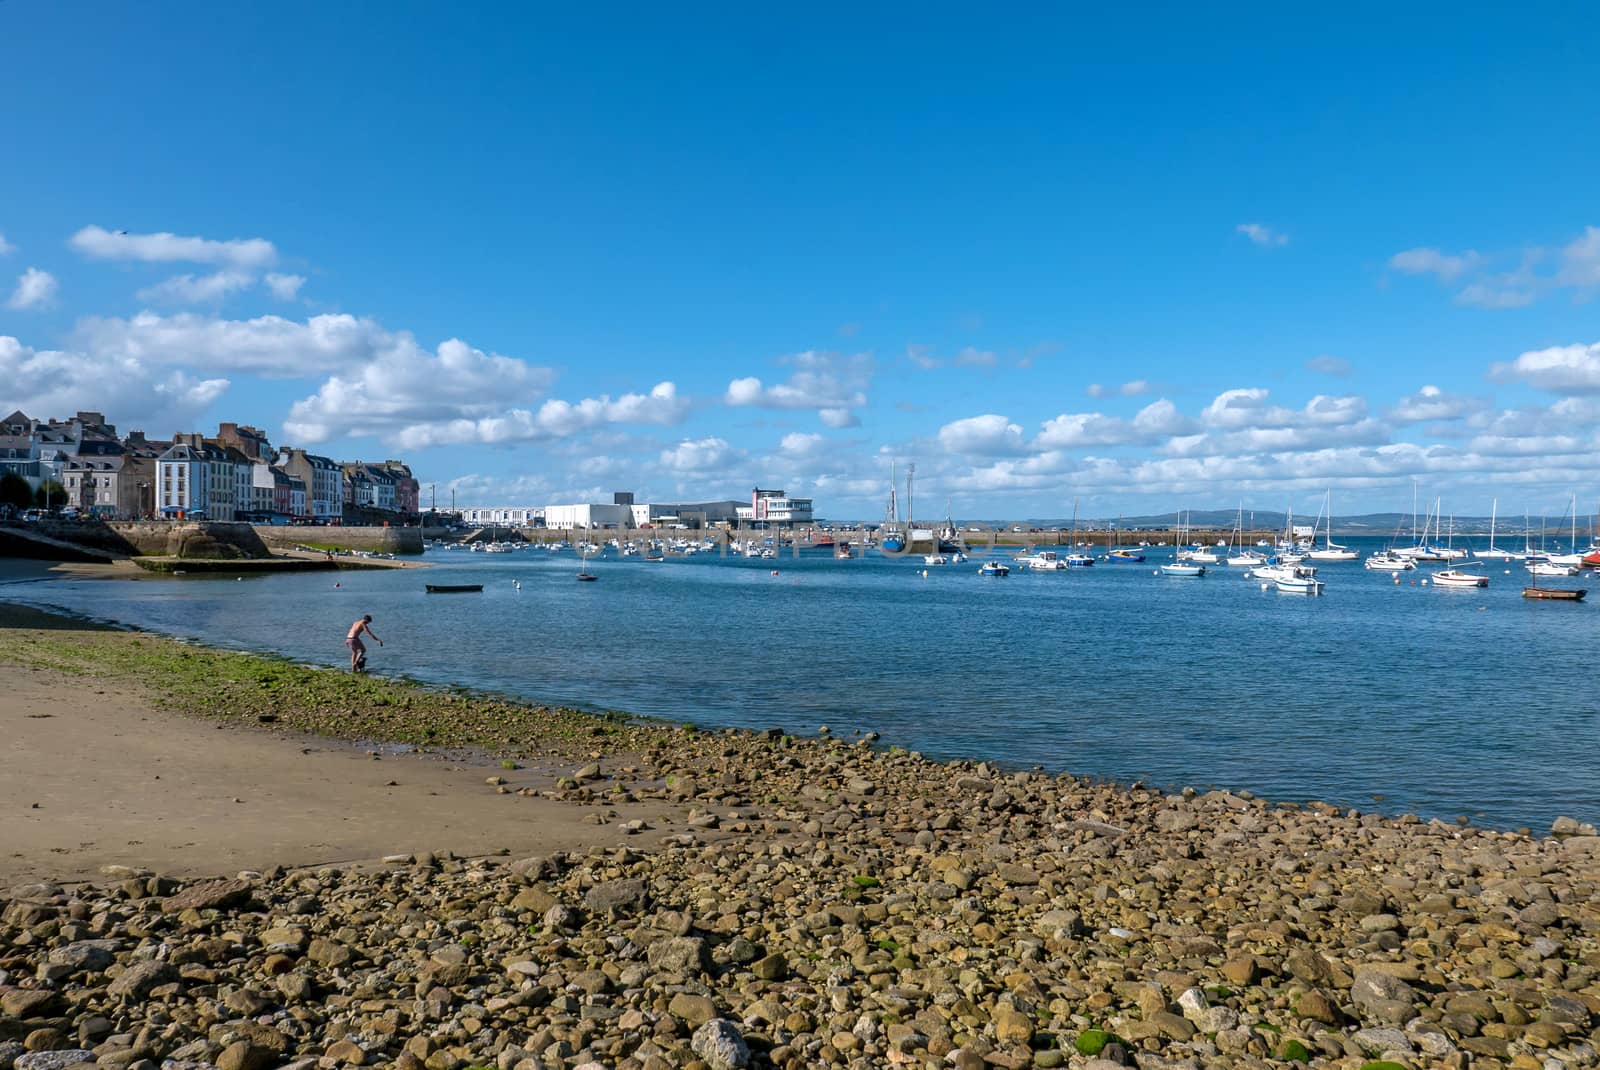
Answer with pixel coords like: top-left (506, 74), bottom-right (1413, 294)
top-left (425, 583), bottom-right (483, 593)
top-left (1523, 586), bottom-right (1587, 601)
top-left (1364, 551), bottom-right (1416, 572)
top-left (1274, 565), bottom-right (1324, 595)
top-left (977, 560), bottom-right (1010, 576)
top-left (1107, 547), bottom-right (1145, 562)
top-left (1432, 568), bottom-right (1487, 588)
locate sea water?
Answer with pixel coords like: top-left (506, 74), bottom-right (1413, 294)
top-left (7, 536), bottom-right (1597, 830)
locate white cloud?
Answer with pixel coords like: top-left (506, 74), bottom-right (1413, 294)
top-left (1556, 226), bottom-right (1600, 290)
top-left (6, 268), bottom-right (57, 310)
top-left (1455, 280), bottom-right (1535, 309)
top-left (954, 346), bottom-right (995, 367)
top-left (69, 224), bottom-right (277, 269)
top-left (264, 273), bottom-right (306, 301)
top-left (780, 432), bottom-right (824, 455)
top-left (0, 233), bottom-right (14, 257)
top-left (1086, 379), bottom-right (1151, 399)
top-left (660, 436), bottom-right (735, 472)
top-left (937, 414), bottom-right (1024, 455)
top-left (73, 311), bottom-right (493, 378)
top-left (0, 334), bottom-right (228, 430)
top-left (724, 350), bottom-right (871, 425)
top-left (1130, 398), bottom-right (1192, 436)
top-left (1236, 223), bottom-right (1288, 247)
top-left (1305, 354), bottom-right (1351, 377)
top-left (1389, 247), bottom-right (1480, 280)
top-left (1389, 384), bottom-right (1486, 423)
top-left (1490, 341), bottom-right (1600, 394)
top-left (1036, 411), bottom-right (1136, 448)
top-left (136, 270), bottom-right (255, 305)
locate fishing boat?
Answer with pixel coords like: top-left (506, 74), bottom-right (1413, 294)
top-left (1306, 491), bottom-right (1359, 561)
top-left (425, 583), bottom-right (484, 593)
top-left (977, 560), bottom-right (1010, 576)
top-left (1523, 585), bottom-right (1587, 601)
top-left (1432, 567), bottom-right (1487, 588)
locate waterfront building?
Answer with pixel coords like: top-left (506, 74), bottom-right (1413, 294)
top-left (629, 499), bottom-right (744, 528)
top-left (459, 506), bottom-right (543, 526)
top-left (275, 448), bottom-right (343, 521)
top-left (737, 487), bottom-right (815, 527)
top-left (543, 502), bottom-right (633, 529)
top-left (156, 435), bottom-right (220, 519)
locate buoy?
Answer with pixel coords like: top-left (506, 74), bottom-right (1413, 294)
top-left (1420, 579), bottom-right (1428, 585)
top-left (921, 570), bottom-right (928, 578)
top-left (1393, 577), bottom-right (1400, 585)
top-left (1259, 582), bottom-right (1269, 591)
top-left (770, 569), bottom-right (779, 576)
top-left (335, 581), bottom-right (340, 588)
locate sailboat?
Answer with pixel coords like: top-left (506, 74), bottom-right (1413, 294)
top-left (1306, 491), bottom-right (1358, 561)
top-left (879, 461), bottom-right (905, 553)
top-left (1182, 511), bottom-right (1220, 564)
top-left (1474, 499), bottom-right (1517, 560)
top-left (1162, 511), bottom-right (1207, 577)
top-left (577, 545), bottom-right (598, 581)
top-left (1548, 494), bottom-right (1585, 567)
top-left (1063, 498), bottom-right (1094, 567)
top-left (1226, 502), bottom-right (1266, 567)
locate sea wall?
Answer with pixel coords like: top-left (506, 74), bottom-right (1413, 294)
top-left (252, 524), bottom-right (423, 555)
top-left (106, 521), bottom-right (272, 559)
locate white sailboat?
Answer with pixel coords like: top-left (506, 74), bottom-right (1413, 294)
top-left (1162, 511), bottom-right (1207, 576)
top-left (1474, 498), bottom-right (1518, 560)
top-left (1548, 493), bottom-right (1585, 567)
top-left (1225, 502), bottom-right (1266, 566)
top-left (1306, 490), bottom-right (1358, 561)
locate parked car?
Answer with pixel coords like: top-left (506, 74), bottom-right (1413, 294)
top-left (21, 508), bottom-right (45, 522)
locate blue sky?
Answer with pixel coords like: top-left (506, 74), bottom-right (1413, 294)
top-left (4, 3), bottom-right (1600, 518)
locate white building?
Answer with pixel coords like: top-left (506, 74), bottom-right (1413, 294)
top-left (157, 438), bottom-right (216, 518)
top-left (544, 503), bottom-right (634, 530)
top-left (740, 487), bottom-right (814, 527)
top-left (459, 506), bottom-right (543, 526)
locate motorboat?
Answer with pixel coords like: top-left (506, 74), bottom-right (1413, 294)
top-left (1184, 547), bottom-right (1219, 564)
top-left (1063, 551), bottom-right (1095, 567)
top-left (1161, 562), bottom-right (1207, 577)
top-left (923, 554), bottom-right (949, 566)
top-left (1432, 568), bottom-right (1488, 588)
top-left (977, 560), bottom-right (1010, 576)
top-left (1527, 561), bottom-right (1579, 577)
top-left (1018, 550), bottom-right (1066, 570)
top-left (1364, 551), bottom-right (1416, 572)
top-left (1273, 566), bottom-right (1324, 595)
top-left (1106, 547), bottom-right (1145, 562)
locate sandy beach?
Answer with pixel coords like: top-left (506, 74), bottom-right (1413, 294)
top-left (2, 597), bottom-right (1599, 1070)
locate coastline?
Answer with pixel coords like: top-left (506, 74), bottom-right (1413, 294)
top-left (3, 599), bottom-right (1600, 1068)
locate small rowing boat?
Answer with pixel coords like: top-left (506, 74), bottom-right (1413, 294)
top-left (1522, 586), bottom-right (1586, 601)
top-left (425, 584), bottom-right (483, 593)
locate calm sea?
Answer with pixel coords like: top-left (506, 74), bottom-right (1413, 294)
top-left (7, 536), bottom-right (1598, 830)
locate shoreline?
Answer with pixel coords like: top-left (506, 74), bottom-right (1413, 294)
top-left (4, 600), bottom-right (1600, 1067)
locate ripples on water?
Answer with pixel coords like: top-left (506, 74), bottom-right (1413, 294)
top-left (8, 536), bottom-right (1598, 830)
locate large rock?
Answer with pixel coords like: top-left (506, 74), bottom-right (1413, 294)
top-left (160, 877), bottom-right (252, 914)
top-left (647, 936), bottom-right (708, 974)
top-left (13, 1053), bottom-right (96, 1070)
top-left (1351, 967), bottom-right (1418, 1024)
top-left (584, 878), bottom-right (647, 915)
top-left (106, 960), bottom-right (178, 1000)
top-left (45, 941), bottom-right (118, 973)
top-left (691, 1020), bottom-right (750, 1070)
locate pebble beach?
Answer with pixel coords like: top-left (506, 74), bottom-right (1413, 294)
top-left (2, 601), bottom-right (1599, 1070)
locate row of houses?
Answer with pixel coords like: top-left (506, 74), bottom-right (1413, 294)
top-left (0, 410), bottom-right (418, 523)
top-left (459, 488), bottom-right (815, 530)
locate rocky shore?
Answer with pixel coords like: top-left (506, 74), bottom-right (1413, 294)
top-left (3, 604), bottom-right (1599, 1070)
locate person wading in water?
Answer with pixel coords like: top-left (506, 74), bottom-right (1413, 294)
top-left (346, 614), bottom-right (383, 672)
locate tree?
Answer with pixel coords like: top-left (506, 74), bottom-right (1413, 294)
top-left (0, 471), bottom-right (31, 510)
top-left (35, 480), bottom-right (65, 510)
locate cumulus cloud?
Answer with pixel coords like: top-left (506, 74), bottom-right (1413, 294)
top-left (0, 334), bottom-right (228, 429)
top-left (69, 224), bottom-right (277, 268)
top-left (0, 233), bottom-right (14, 257)
top-left (937, 414), bottom-right (1024, 455)
top-left (73, 311), bottom-right (511, 378)
top-left (1490, 341), bottom-right (1600, 394)
top-left (6, 268), bottom-right (57, 310)
top-left (136, 270), bottom-right (255, 305)
top-left (779, 432), bottom-right (824, 455)
top-left (1236, 223), bottom-right (1288, 247)
top-left (1305, 355), bottom-right (1351, 377)
top-left (1556, 226), bottom-right (1600, 290)
top-left (1389, 247), bottom-right (1480, 280)
top-left (660, 436), bottom-right (735, 472)
top-left (264, 273), bottom-right (306, 301)
top-left (724, 350), bottom-right (871, 425)
top-left (1389, 385), bottom-right (1486, 423)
